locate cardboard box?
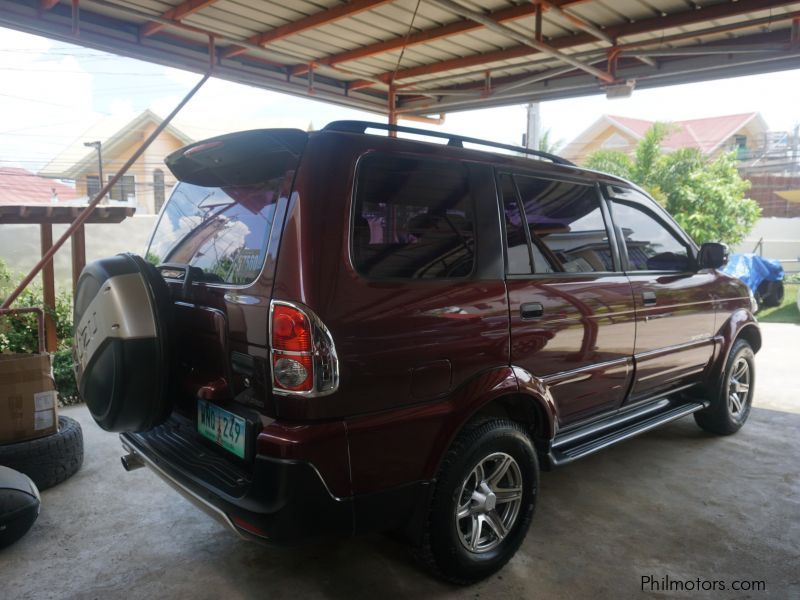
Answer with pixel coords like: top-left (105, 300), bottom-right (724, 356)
top-left (0, 353), bottom-right (58, 444)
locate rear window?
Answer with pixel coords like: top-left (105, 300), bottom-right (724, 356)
top-left (146, 177), bottom-right (286, 285)
top-left (352, 154), bottom-right (476, 280)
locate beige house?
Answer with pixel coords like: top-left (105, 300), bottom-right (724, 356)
top-left (562, 113), bottom-right (770, 165)
top-left (39, 110), bottom-right (193, 215)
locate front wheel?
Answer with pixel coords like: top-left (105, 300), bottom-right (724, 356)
top-left (694, 339), bottom-right (755, 435)
top-left (416, 419), bottom-right (538, 585)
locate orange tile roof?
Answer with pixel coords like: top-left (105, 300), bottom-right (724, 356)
top-left (606, 112), bottom-right (759, 154)
top-left (0, 167), bottom-right (79, 206)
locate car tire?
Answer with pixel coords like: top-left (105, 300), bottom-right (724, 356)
top-left (759, 281), bottom-right (784, 308)
top-left (415, 419), bottom-right (538, 585)
top-left (694, 339), bottom-right (755, 436)
top-left (0, 416), bottom-right (84, 491)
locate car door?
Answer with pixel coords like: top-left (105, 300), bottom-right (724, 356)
top-left (605, 186), bottom-right (718, 404)
top-left (502, 172), bottom-right (636, 426)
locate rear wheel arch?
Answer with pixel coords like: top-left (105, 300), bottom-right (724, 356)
top-left (736, 323), bottom-right (761, 354)
top-left (422, 369), bottom-right (555, 482)
top-left (467, 393), bottom-right (554, 449)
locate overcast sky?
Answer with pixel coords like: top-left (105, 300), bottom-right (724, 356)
top-left (1, 27), bottom-right (799, 174)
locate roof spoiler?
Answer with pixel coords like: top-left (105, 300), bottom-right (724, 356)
top-left (166, 129), bottom-right (307, 187)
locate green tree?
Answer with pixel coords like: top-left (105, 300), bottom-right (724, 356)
top-left (0, 258), bottom-right (78, 403)
top-left (538, 129), bottom-right (564, 155)
top-left (585, 123), bottom-right (760, 245)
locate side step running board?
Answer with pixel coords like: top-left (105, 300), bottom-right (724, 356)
top-left (548, 400), bottom-right (707, 467)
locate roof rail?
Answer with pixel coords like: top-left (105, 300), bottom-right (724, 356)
top-left (322, 120), bottom-right (575, 166)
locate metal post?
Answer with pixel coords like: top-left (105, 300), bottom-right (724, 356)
top-left (790, 123), bottom-right (799, 217)
top-left (39, 224), bottom-right (58, 353)
top-left (71, 224), bottom-right (86, 295)
top-left (1, 72), bottom-right (211, 310)
top-left (83, 140), bottom-right (103, 203)
top-left (388, 86), bottom-right (397, 137)
top-left (525, 102), bottom-right (541, 152)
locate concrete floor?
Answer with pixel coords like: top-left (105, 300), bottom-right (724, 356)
top-left (2, 323), bottom-right (799, 599)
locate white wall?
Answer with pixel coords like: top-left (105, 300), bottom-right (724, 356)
top-left (0, 215), bottom-right (158, 292)
top-left (732, 217), bottom-right (800, 274)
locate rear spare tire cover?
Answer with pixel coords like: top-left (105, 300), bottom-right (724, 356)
top-left (0, 465), bottom-right (40, 549)
top-left (73, 253), bottom-right (172, 432)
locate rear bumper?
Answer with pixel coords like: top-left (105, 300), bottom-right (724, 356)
top-left (120, 417), bottom-right (353, 544)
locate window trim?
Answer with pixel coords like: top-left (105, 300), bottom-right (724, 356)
top-left (606, 193), bottom-right (697, 275)
top-left (496, 171), bottom-right (535, 275)
top-left (605, 184), bottom-right (699, 252)
top-left (106, 173), bottom-right (137, 203)
top-left (495, 170), bottom-right (621, 279)
top-left (86, 174), bottom-right (101, 199)
top-left (348, 150), bottom-right (480, 283)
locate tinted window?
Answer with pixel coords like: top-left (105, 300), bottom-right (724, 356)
top-left (500, 174), bottom-right (554, 275)
top-left (610, 200), bottom-right (691, 271)
top-left (352, 154), bottom-right (476, 279)
top-left (515, 176), bottom-right (614, 273)
top-left (147, 178), bottom-right (285, 285)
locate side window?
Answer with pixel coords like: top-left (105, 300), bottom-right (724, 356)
top-left (515, 175), bottom-right (614, 273)
top-left (610, 200), bottom-right (691, 272)
top-left (500, 173), bottom-right (529, 274)
top-left (352, 154), bottom-right (476, 280)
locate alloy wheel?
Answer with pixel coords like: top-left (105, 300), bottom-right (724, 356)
top-left (728, 356), bottom-right (751, 420)
top-left (455, 452), bottom-right (523, 554)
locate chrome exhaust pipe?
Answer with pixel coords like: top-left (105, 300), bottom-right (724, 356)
top-left (121, 452), bottom-right (144, 472)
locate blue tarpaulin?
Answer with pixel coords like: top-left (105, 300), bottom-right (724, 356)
top-left (722, 253), bottom-right (784, 293)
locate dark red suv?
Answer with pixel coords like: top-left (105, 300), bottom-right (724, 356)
top-left (73, 121), bottom-right (760, 584)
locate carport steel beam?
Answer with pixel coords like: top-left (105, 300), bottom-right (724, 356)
top-left (140, 0), bottom-right (219, 37)
top-left (290, 1), bottom-right (588, 77)
top-left (424, 0), bottom-right (614, 83)
top-left (350, 0), bottom-right (800, 92)
top-left (221, 0), bottom-right (396, 59)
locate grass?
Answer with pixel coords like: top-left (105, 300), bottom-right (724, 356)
top-left (758, 283), bottom-right (800, 324)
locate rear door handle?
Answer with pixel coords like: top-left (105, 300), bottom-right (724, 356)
top-left (520, 302), bottom-right (544, 319)
top-left (642, 291), bottom-right (657, 306)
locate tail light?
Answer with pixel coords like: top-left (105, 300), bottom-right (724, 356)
top-left (269, 300), bottom-right (339, 396)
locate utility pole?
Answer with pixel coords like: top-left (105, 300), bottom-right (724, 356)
top-left (790, 124), bottom-right (799, 217)
top-left (524, 102), bottom-right (541, 152)
top-left (83, 140), bottom-right (103, 203)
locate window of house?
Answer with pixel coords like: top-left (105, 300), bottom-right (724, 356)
top-left (510, 175), bottom-right (614, 274)
top-left (609, 200), bottom-right (691, 272)
top-left (352, 154), bottom-right (476, 279)
top-left (86, 175), bottom-right (100, 199)
top-left (107, 175), bottom-right (136, 202)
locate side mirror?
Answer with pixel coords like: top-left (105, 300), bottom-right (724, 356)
top-left (697, 242), bottom-right (728, 270)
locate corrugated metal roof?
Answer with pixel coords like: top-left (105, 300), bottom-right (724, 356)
top-left (1, 0), bottom-right (798, 116)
